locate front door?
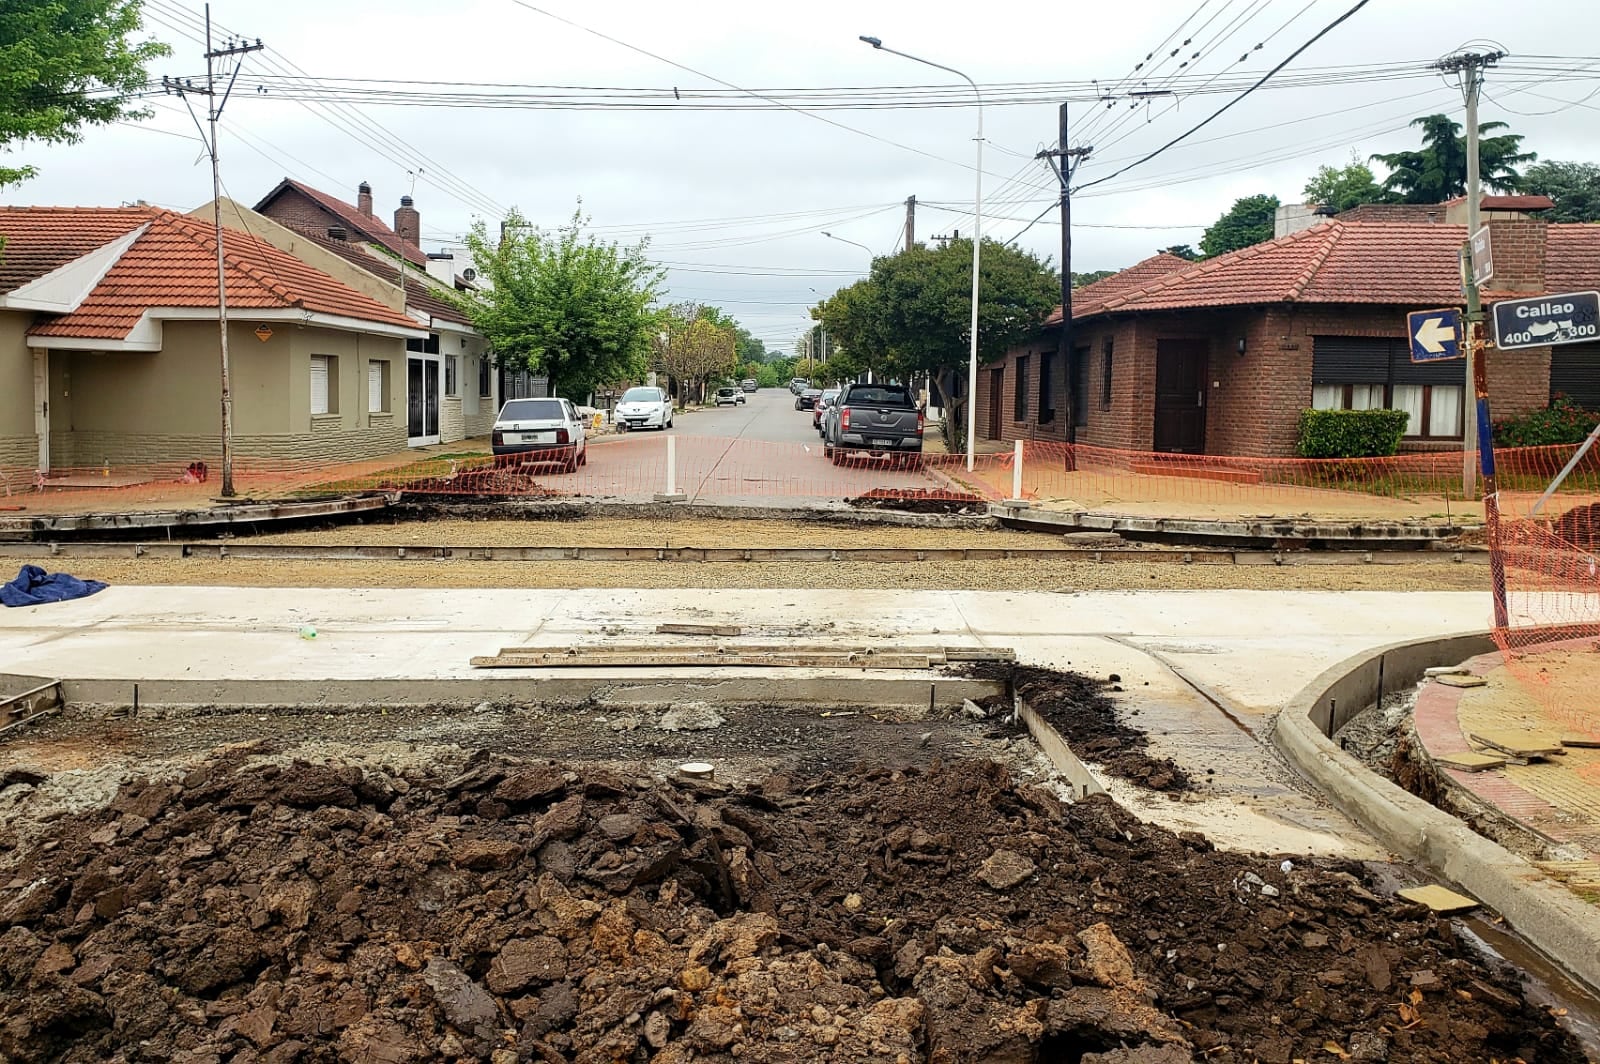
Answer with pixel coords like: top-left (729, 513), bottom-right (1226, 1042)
top-left (987, 367), bottom-right (1004, 440)
top-left (407, 355), bottom-right (441, 446)
top-left (32, 349), bottom-right (49, 473)
top-left (1153, 339), bottom-right (1208, 453)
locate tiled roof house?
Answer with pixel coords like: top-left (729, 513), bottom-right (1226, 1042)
top-left (0, 205), bottom-right (429, 472)
top-left (981, 201), bottom-right (1600, 458)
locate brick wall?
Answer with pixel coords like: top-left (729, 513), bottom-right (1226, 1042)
top-left (258, 187), bottom-right (342, 241)
top-left (1486, 219), bottom-right (1547, 293)
top-left (0, 436), bottom-right (35, 468)
top-left (50, 422), bottom-right (407, 467)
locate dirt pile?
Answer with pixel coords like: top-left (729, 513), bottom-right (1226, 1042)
top-left (0, 750), bottom-right (1582, 1063)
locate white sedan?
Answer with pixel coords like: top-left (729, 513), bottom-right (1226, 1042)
top-left (615, 386), bottom-right (674, 431)
top-left (490, 397), bottom-right (587, 472)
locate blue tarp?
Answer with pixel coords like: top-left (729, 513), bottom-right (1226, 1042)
top-left (1, 565), bottom-right (108, 608)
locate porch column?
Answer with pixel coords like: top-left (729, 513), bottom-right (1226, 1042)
top-left (31, 348), bottom-right (48, 474)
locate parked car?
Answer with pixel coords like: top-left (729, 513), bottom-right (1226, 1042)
top-left (614, 386), bottom-right (674, 431)
top-left (813, 387), bottom-right (841, 433)
top-left (741, 379), bottom-right (758, 392)
top-left (490, 397), bottom-right (587, 472)
top-left (823, 382), bottom-right (923, 465)
top-left (714, 386), bottom-right (741, 406)
top-left (789, 377), bottom-right (809, 394)
top-left (795, 387), bottom-right (823, 411)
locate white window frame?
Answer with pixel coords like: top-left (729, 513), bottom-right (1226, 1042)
top-left (445, 354), bottom-right (458, 398)
top-left (311, 354), bottom-right (335, 415)
top-left (367, 360), bottom-right (390, 414)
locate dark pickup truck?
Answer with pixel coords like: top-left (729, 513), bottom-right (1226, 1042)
top-left (823, 383), bottom-right (923, 464)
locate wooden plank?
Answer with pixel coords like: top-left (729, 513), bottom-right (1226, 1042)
top-left (471, 652), bottom-right (936, 670)
top-left (1398, 885), bottom-right (1479, 914)
top-left (1434, 674), bottom-right (1488, 688)
top-left (1435, 751), bottom-right (1507, 772)
top-left (656, 623), bottom-right (742, 637)
top-left (1559, 733), bottom-right (1600, 748)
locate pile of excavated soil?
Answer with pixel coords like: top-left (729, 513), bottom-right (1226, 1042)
top-left (846, 488), bottom-right (989, 516)
top-left (967, 664), bottom-right (1192, 793)
top-left (0, 750), bottom-right (1581, 1064)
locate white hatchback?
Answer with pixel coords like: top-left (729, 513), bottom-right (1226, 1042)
top-left (490, 397), bottom-right (587, 472)
top-left (615, 386), bottom-right (674, 431)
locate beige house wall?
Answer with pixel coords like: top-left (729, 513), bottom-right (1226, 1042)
top-left (0, 312), bottom-right (36, 467)
top-left (437, 333), bottom-right (496, 443)
top-left (46, 320), bottom-right (407, 467)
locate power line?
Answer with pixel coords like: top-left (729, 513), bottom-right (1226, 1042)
top-left (1075, 0), bottom-right (1375, 194)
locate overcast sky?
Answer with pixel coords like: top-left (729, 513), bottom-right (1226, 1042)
top-left (11, 0), bottom-right (1600, 351)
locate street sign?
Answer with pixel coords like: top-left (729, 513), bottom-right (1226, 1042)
top-left (1491, 291), bottom-right (1600, 351)
top-left (1471, 226), bottom-right (1494, 286)
top-left (1408, 307), bottom-right (1463, 362)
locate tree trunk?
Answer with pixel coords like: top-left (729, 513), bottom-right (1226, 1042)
top-left (929, 372), bottom-right (964, 453)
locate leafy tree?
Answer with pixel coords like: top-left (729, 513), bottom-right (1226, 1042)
top-left (459, 207), bottom-right (664, 401)
top-left (816, 238), bottom-right (1059, 451)
top-left (1072, 270), bottom-right (1116, 288)
top-left (791, 357), bottom-right (821, 382)
top-left (1370, 114), bottom-right (1535, 204)
top-left (1160, 244), bottom-right (1199, 261)
top-left (653, 303), bottom-right (738, 404)
top-left (0, 0), bottom-right (169, 189)
top-left (1199, 194), bottom-right (1280, 258)
top-left (754, 363), bottom-right (786, 388)
top-left (1302, 155), bottom-right (1387, 212)
top-left (1522, 160), bottom-right (1600, 223)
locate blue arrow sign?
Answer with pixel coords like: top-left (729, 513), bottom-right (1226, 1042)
top-left (1407, 307), bottom-right (1463, 363)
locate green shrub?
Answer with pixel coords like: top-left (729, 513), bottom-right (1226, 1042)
top-left (1492, 395), bottom-right (1600, 448)
top-left (1295, 408), bottom-right (1410, 458)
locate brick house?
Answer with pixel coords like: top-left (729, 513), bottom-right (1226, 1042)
top-left (979, 199), bottom-right (1600, 457)
top-left (0, 205), bottom-right (425, 474)
top-left (255, 178), bottom-right (526, 446)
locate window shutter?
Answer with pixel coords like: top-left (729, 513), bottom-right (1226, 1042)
top-left (368, 361), bottom-right (383, 413)
top-left (311, 356), bottom-right (330, 415)
top-left (1550, 342), bottom-right (1600, 409)
top-left (1311, 337), bottom-right (1390, 384)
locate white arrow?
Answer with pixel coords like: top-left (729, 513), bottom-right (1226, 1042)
top-left (1415, 316), bottom-right (1456, 354)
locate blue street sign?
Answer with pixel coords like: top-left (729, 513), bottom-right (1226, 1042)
top-left (1407, 307), bottom-right (1463, 363)
top-left (1491, 291), bottom-right (1600, 351)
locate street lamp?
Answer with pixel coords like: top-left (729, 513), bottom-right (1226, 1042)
top-left (808, 287), bottom-right (828, 368)
top-left (860, 35), bottom-right (982, 471)
top-left (822, 231), bottom-right (875, 258)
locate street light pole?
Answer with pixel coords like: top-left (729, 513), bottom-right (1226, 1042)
top-left (861, 36), bottom-right (983, 471)
top-left (822, 231), bottom-right (875, 259)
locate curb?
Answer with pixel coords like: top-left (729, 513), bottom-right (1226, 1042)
top-left (1272, 632), bottom-right (1600, 994)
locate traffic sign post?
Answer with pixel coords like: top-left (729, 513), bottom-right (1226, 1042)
top-left (1491, 291), bottom-right (1600, 351)
top-left (1407, 308), bottom-right (1463, 362)
top-left (1470, 226), bottom-right (1494, 287)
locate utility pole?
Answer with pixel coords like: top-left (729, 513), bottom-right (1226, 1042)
top-left (1436, 48), bottom-right (1509, 628)
top-left (1037, 103), bottom-right (1092, 454)
top-left (903, 195), bottom-right (917, 251)
top-left (163, 6), bottom-right (262, 498)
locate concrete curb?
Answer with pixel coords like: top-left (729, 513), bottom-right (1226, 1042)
top-left (1272, 631), bottom-right (1600, 994)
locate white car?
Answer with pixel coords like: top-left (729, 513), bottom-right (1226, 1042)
top-left (615, 386), bottom-right (674, 431)
top-left (490, 397), bottom-right (587, 472)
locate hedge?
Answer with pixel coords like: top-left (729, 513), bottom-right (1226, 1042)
top-left (1295, 408), bottom-right (1410, 459)
top-left (1492, 396), bottom-right (1600, 448)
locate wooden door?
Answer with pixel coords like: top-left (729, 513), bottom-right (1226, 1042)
top-left (1153, 340), bottom-right (1208, 453)
top-left (987, 367), bottom-right (1004, 440)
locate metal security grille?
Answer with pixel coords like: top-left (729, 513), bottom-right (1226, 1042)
top-left (1549, 341), bottom-right (1600, 410)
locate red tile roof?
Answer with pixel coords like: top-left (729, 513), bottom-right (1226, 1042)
top-left (254, 178), bottom-right (429, 268)
top-left (0, 207), bottom-right (421, 340)
top-left (1083, 222), bottom-right (1479, 316)
top-left (0, 207), bottom-right (151, 292)
top-left (287, 225), bottom-right (472, 327)
top-left (1443, 194), bottom-right (1556, 212)
top-left (1046, 252), bottom-right (1195, 324)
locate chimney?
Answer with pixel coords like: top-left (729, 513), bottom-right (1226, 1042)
top-left (327, 225), bottom-right (348, 241)
top-left (394, 195), bottom-right (420, 248)
top-left (357, 181), bottom-right (373, 217)
top-left (1484, 216), bottom-right (1547, 294)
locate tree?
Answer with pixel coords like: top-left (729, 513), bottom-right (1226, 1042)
top-left (1199, 194), bottom-right (1280, 258)
top-left (0, 0), bottom-right (169, 189)
top-left (1302, 155), bottom-right (1387, 212)
top-left (1523, 160), bottom-right (1600, 223)
top-left (1370, 114), bottom-right (1535, 204)
top-left (816, 238), bottom-right (1059, 451)
top-left (653, 303), bottom-right (738, 404)
top-left (1072, 270), bottom-right (1116, 288)
top-left (1160, 244), bottom-right (1199, 261)
top-left (459, 207), bottom-right (664, 401)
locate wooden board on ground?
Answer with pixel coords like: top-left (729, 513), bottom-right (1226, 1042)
top-left (1424, 665), bottom-right (1471, 677)
top-left (1434, 673), bottom-right (1488, 688)
top-left (1560, 733), bottom-right (1600, 749)
top-left (471, 651), bottom-right (938, 670)
top-left (1398, 885), bottom-right (1479, 914)
top-left (1469, 730), bottom-right (1564, 759)
top-left (656, 623), bottom-right (742, 637)
top-left (1435, 751), bottom-right (1508, 772)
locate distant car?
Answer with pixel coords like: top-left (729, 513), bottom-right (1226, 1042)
top-left (714, 386), bottom-right (741, 406)
top-left (741, 379), bottom-right (758, 392)
top-left (490, 397), bottom-right (587, 472)
top-left (813, 387), bottom-right (841, 433)
top-left (789, 378), bottom-right (809, 394)
top-left (795, 387), bottom-right (823, 411)
top-left (614, 386), bottom-right (674, 431)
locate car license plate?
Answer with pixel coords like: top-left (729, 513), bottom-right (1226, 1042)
top-left (871, 438), bottom-right (894, 447)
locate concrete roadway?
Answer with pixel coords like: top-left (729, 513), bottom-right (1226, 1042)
top-left (570, 388), bottom-right (945, 506)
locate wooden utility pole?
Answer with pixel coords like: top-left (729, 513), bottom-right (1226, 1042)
top-left (1037, 104), bottom-right (1092, 452)
top-left (903, 195), bottom-right (916, 251)
top-left (163, 6), bottom-right (262, 498)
